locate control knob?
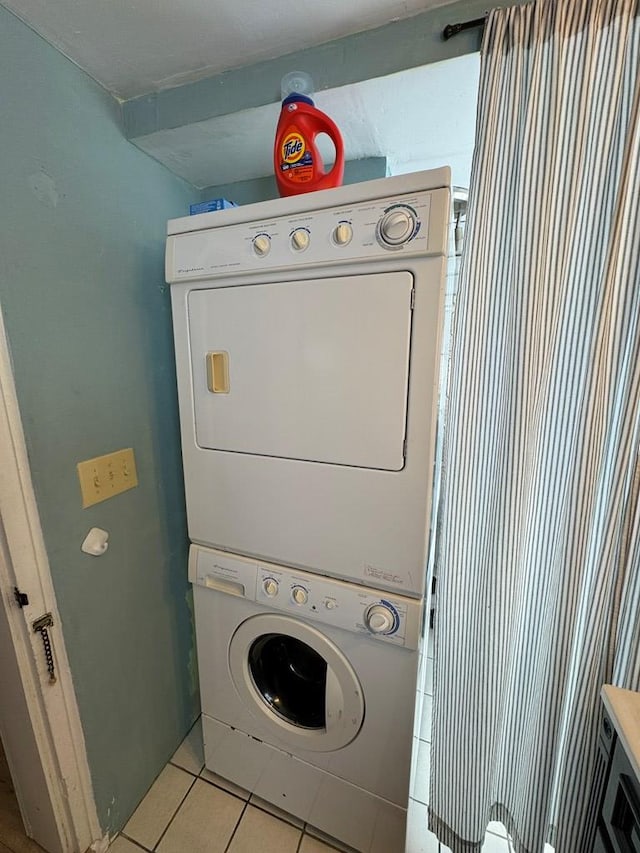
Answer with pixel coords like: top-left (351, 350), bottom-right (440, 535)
top-left (377, 206), bottom-right (417, 248)
top-left (332, 223), bottom-right (353, 246)
top-left (364, 603), bottom-right (397, 635)
top-left (291, 585), bottom-right (309, 605)
top-left (263, 578), bottom-right (279, 597)
top-left (253, 235), bottom-right (271, 257)
top-left (291, 229), bottom-right (310, 251)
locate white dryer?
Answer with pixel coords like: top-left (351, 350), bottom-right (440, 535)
top-left (166, 169), bottom-right (451, 598)
top-left (190, 544), bottom-right (425, 853)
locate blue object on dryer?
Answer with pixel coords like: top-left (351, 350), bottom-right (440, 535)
top-left (190, 199), bottom-right (238, 215)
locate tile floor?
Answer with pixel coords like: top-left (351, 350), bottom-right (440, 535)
top-left (111, 637), bottom-right (522, 853)
top-left (113, 715), bottom-right (349, 853)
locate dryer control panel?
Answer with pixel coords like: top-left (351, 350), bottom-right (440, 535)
top-left (167, 187), bottom-right (450, 283)
top-left (189, 544), bottom-right (423, 650)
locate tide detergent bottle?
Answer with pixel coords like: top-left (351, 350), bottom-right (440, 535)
top-left (274, 72), bottom-right (345, 197)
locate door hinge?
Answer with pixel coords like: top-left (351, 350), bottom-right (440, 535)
top-left (33, 613), bottom-right (56, 684)
top-left (13, 586), bottom-right (29, 608)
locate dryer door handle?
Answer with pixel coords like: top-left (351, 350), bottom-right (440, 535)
top-left (325, 666), bottom-right (344, 733)
top-left (206, 351), bottom-right (230, 393)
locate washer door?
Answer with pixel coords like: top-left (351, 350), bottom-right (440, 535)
top-left (229, 614), bottom-right (365, 752)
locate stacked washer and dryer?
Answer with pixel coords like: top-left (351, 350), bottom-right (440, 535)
top-left (165, 168), bottom-right (452, 853)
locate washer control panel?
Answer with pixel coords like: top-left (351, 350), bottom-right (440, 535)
top-left (190, 544), bottom-right (422, 649)
top-left (168, 190), bottom-right (443, 282)
top-left (256, 565), bottom-right (417, 647)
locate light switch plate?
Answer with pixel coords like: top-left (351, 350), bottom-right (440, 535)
top-left (77, 448), bottom-right (138, 508)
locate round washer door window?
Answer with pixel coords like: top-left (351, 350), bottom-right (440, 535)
top-left (249, 634), bottom-right (327, 729)
top-left (229, 614), bottom-right (365, 753)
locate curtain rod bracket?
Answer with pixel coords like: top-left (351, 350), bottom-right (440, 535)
top-left (443, 16), bottom-right (487, 41)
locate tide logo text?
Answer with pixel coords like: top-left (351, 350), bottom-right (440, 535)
top-left (281, 132), bottom-right (306, 164)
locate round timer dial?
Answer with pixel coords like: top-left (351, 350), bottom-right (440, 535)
top-left (376, 206), bottom-right (418, 248)
top-left (364, 602), bottom-right (398, 635)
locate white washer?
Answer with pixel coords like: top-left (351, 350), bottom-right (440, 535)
top-left (166, 169), bottom-right (451, 597)
top-left (190, 545), bottom-right (425, 853)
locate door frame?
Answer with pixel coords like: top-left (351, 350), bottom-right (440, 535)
top-left (0, 304), bottom-right (101, 853)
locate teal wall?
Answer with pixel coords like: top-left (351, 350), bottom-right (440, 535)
top-left (200, 157), bottom-right (388, 205)
top-left (0, 7), bottom-right (199, 835)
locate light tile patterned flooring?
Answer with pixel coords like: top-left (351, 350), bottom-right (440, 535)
top-left (112, 716), bottom-right (353, 853)
top-left (110, 638), bottom-right (519, 853)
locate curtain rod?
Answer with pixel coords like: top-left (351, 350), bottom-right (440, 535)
top-left (442, 16), bottom-right (487, 40)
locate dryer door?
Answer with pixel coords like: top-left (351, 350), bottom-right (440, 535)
top-left (229, 614), bottom-right (364, 753)
top-left (188, 272), bottom-right (414, 471)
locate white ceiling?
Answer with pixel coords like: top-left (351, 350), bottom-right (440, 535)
top-left (2, 0), bottom-right (454, 100)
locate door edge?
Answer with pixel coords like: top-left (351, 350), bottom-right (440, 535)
top-left (0, 304), bottom-right (103, 853)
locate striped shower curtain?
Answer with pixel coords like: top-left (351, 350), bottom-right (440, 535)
top-left (429, 2), bottom-right (640, 852)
